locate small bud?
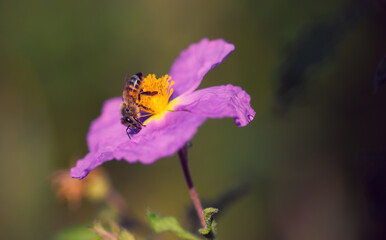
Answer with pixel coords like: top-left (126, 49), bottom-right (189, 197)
top-left (199, 207), bottom-right (219, 239)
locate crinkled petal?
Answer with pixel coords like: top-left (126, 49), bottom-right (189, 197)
top-left (70, 84), bottom-right (254, 179)
top-left (175, 84), bottom-right (255, 127)
top-left (70, 38), bottom-right (255, 180)
top-left (85, 98), bottom-right (124, 153)
top-left (70, 97), bottom-right (206, 179)
top-left (112, 111), bottom-right (206, 165)
top-left (70, 151), bottom-right (114, 180)
top-left (169, 38), bottom-right (235, 97)
top-left (71, 97), bottom-right (125, 179)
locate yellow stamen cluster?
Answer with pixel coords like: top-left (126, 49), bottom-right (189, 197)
top-left (138, 74), bottom-right (176, 122)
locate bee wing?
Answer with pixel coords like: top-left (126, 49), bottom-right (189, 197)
top-left (122, 72), bottom-right (144, 104)
top-left (122, 73), bottom-right (132, 104)
top-left (123, 73), bottom-right (131, 89)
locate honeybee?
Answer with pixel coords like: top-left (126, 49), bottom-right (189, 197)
top-left (120, 72), bottom-right (157, 138)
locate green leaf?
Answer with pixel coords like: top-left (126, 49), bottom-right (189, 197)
top-left (199, 208), bottom-right (219, 239)
top-left (53, 223), bottom-right (100, 240)
top-left (90, 220), bottom-right (137, 240)
top-left (146, 210), bottom-right (201, 240)
top-left (96, 204), bottom-right (120, 224)
top-left (109, 221), bottom-right (121, 236)
top-left (118, 230), bottom-right (136, 240)
top-left (91, 221), bottom-right (118, 240)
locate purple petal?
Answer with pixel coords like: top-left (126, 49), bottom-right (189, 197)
top-left (70, 97), bottom-right (206, 179)
top-left (70, 84), bottom-right (254, 179)
top-left (175, 84), bottom-right (255, 127)
top-left (169, 38), bottom-right (235, 97)
top-left (71, 97), bottom-right (124, 179)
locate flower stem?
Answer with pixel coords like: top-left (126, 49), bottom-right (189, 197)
top-left (178, 144), bottom-right (207, 228)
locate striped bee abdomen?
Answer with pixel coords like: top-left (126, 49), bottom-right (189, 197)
top-left (128, 72), bottom-right (143, 91)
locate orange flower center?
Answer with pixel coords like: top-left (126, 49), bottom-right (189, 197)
top-left (138, 74), bottom-right (179, 123)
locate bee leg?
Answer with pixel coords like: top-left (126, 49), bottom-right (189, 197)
top-left (138, 104), bottom-right (149, 110)
top-left (138, 104), bottom-right (154, 113)
top-left (140, 91), bottom-right (158, 96)
top-left (126, 126), bottom-right (131, 139)
top-left (134, 116), bottom-right (146, 127)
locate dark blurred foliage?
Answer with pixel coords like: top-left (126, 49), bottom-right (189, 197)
top-left (186, 183), bottom-right (252, 231)
top-left (374, 55), bottom-right (386, 92)
top-left (275, 0), bottom-right (365, 112)
top-left (1, 0), bottom-right (386, 239)
top-left (363, 155), bottom-right (386, 240)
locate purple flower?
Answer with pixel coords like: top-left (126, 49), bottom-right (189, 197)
top-left (71, 38), bottom-right (255, 179)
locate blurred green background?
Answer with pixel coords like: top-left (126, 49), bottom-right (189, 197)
top-left (1, 0), bottom-right (386, 239)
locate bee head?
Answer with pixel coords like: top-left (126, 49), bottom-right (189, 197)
top-left (121, 117), bottom-right (134, 126)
